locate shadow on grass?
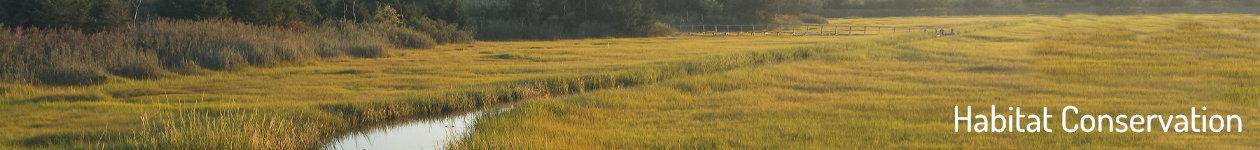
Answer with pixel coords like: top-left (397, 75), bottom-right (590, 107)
top-left (13, 130), bottom-right (132, 149)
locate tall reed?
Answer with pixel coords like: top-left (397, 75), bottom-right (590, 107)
top-left (1, 20), bottom-right (438, 85)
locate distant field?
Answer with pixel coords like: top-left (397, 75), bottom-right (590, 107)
top-left (457, 14), bottom-right (1260, 149)
top-left (2, 14), bottom-right (1258, 149)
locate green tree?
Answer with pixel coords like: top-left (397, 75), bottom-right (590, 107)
top-left (25, 0), bottom-right (132, 32)
top-left (155, 0), bottom-right (230, 20)
top-left (604, 0), bottom-right (657, 36)
top-left (717, 0), bottom-right (773, 23)
top-left (371, 3), bottom-right (402, 24)
top-left (225, 0), bottom-right (320, 26)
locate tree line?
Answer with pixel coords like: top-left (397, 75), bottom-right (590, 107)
top-left (813, 0), bottom-right (1260, 17)
top-left (464, 0), bottom-right (819, 40)
top-left (2, 0), bottom-right (797, 40)
top-left (4, 0), bottom-right (1253, 40)
top-left (0, 0), bottom-right (468, 33)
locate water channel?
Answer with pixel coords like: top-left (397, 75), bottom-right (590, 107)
top-left (322, 106), bottom-right (511, 150)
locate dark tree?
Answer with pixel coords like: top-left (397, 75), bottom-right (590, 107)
top-left (155, 0), bottom-right (230, 20)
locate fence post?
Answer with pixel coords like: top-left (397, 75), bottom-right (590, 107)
top-left (848, 26), bottom-right (852, 35)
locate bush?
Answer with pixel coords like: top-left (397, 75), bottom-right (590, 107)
top-left (168, 60), bottom-right (207, 75)
top-left (345, 46), bottom-right (389, 58)
top-left (798, 14), bottom-right (829, 24)
top-left (772, 15), bottom-right (805, 25)
top-left (37, 63), bottom-right (108, 85)
top-left (372, 23), bottom-right (438, 49)
top-left (644, 22), bottom-right (676, 37)
top-left (404, 17), bottom-right (475, 44)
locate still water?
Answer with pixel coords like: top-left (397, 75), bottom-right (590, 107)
top-left (322, 107), bottom-right (510, 150)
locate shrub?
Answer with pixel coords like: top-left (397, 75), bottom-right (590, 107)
top-left (168, 60), bottom-right (207, 75)
top-left (370, 23), bottom-right (438, 49)
top-left (345, 45), bottom-right (389, 58)
top-left (37, 63), bottom-right (108, 85)
top-left (772, 15), bottom-right (805, 25)
top-left (404, 17), bottom-right (475, 44)
top-left (798, 14), bottom-right (829, 24)
top-left (644, 22), bottom-right (677, 37)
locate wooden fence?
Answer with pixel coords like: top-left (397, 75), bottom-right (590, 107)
top-left (671, 24), bottom-right (963, 36)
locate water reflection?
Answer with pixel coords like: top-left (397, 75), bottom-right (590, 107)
top-left (323, 107), bottom-right (510, 150)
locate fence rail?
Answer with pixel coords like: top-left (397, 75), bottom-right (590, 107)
top-left (671, 24), bottom-right (963, 36)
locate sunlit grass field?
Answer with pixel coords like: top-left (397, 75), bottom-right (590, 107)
top-left (2, 14), bottom-right (1258, 149)
top-left (457, 14), bottom-right (1260, 149)
top-left (0, 29), bottom-right (867, 149)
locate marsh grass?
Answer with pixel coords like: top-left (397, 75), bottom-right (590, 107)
top-left (1, 20), bottom-right (441, 85)
top-left (455, 14), bottom-right (1260, 149)
top-left (319, 46), bottom-right (831, 129)
top-left (125, 109), bottom-right (330, 149)
top-left (7, 14), bottom-right (1257, 149)
top-left (45, 38), bottom-right (864, 149)
top-left (3, 30), bottom-right (860, 149)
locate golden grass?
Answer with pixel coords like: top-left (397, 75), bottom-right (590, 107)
top-left (456, 14), bottom-right (1260, 149)
top-left (3, 14), bottom-right (1257, 149)
top-left (0, 30), bottom-right (884, 149)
